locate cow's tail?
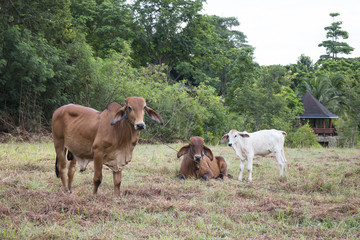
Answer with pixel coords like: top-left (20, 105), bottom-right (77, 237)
top-left (55, 156), bottom-right (60, 178)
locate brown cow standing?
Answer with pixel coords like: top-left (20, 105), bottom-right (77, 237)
top-left (52, 97), bottom-right (163, 196)
top-left (177, 136), bottom-right (229, 180)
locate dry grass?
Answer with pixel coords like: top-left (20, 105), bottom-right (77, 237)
top-left (0, 141), bottom-right (360, 239)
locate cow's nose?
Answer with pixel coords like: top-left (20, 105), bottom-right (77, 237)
top-left (194, 156), bottom-right (201, 161)
top-left (136, 123), bottom-right (145, 130)
top-left (228, 143), bottom-right (232, 147)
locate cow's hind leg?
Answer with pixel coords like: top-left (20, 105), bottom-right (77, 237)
top-left (275, 151), bottom-right (285, 176)
top-left (54, 143), bottom-right (69, 192)
top-left (113, 170), bottom-right (122, 197)
top-left (67, 152), bottom-right (77, 193)
top-left (281, 148), bottom-right (287, 174)
top-left (247, 156), bottom-right (253, 182)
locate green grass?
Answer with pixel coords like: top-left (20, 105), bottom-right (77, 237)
top-left (0, 142), bottom-right (360, 239)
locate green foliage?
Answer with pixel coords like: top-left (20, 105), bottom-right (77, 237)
top-left (286, 123), bottom-right (321, 148)
top-left (131, 0), bottom-right (204, 70)
top-left (70, 0), bottom-right (135, 58)
top-left (228, 65), bottom-right (302, 132)
top-left (0, 26), bottom-right (73, 130)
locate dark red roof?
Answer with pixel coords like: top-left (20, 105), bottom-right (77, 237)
top-left (299, 92), bottom-right (338, 119)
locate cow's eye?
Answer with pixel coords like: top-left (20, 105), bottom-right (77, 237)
top-left (128, 106), bottom-right (132, 112)
top-left (234, 135), bottom-right (237, 138)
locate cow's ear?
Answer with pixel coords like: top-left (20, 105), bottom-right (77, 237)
top-left (145, 106), bottom-right (164, 125)
top-left (238, 131), bottom-right (250, 138)
top-left (111, 106), bottom-right (126, 125)
top-left (220, 134), bottom-right (229, 143)
top-left (203, 145), bottom-right (214, 161)
top-left (177, 144), bottom-right (190, 158)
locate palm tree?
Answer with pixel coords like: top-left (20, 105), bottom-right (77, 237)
top-left (302, 72), bottom-right (347, 115)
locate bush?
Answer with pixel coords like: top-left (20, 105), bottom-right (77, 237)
top-left (286, 123), bottom-right (321, 148)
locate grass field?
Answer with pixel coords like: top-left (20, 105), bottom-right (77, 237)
top-left (0, 141), bottom-right (360, 239)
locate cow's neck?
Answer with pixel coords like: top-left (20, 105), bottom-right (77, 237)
top-left (116, 120), bottom-right (140, 149)
top-left (186, 153), bottom-right (199, 176)
top-left (234, 140), bottom-right (247, 158)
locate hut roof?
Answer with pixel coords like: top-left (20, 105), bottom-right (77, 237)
top-left (299, 92), bottom-right (339, 119)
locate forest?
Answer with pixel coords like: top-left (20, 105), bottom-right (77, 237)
top-left (1, 0), bottom-right (359, 147)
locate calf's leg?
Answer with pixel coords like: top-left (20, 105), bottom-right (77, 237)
top-left (201, 171), bottom-right (214, 181)
top-left (218, 158), bottom-right (229, 180)
top-left (177, 174), bottom-right (186, 180)
top-left (238, 158), bottom-right (246, 181)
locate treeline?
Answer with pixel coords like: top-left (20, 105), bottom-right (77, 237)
top-left (0, 1), bottom-right (359, 147)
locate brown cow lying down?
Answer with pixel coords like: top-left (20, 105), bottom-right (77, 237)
top-left (177, 136), bottom-right (229, 181)
top-left (52, 97), bottom-right (163, 196)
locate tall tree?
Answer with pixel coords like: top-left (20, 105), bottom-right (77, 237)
top-left (0, 0), bottom-right (76, 130)
top-left (175, 15), bottom-right (249, 93)
top-left (70, 0), bottom-right (136, 58)
top-left (131, 0), bottom-right (204, 75)
top-left (287, 54), bottom-right (316, 90)
top-left (318, 13), bottom-right (354, 61)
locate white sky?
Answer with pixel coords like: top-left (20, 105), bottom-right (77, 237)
top-left (203, 0), bottom-right (360, 66)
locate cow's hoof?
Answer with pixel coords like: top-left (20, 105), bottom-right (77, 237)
top-left (201, 174), bottom-right (209, 181)
top-left (61, 187), bottom-right (71, 194)
top-left (178, 174), bottom-right (185, 180)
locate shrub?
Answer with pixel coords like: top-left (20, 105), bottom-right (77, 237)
top-left (286, 123), bottom-right (321, 148)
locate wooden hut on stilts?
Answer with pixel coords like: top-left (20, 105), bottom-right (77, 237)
top-left (299, 91), bottom-right (339, 146)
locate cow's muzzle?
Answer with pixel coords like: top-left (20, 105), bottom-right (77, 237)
top-left (228, 143), bottom-right (232, 147)
top-left (135, 123), bottom-right (146, 130)
top-left (194, 156), bottom-right (202, 162)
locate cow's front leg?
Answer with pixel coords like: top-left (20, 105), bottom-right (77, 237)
top-left (238, 158), bottom-right (246, 181)
top-left (113, 170), bottom-right (122, 197)
top-left (201, 171), bottom-right (214, 181)
top-left (93, 152), bottom-right (103, 195)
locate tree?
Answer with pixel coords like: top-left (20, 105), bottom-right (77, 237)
top-left (70, 0), bottom-right (136, 58)
top-left (175, 14), bottom-right (249, 93)
top-left (131, 0), bottom-right (204, 75)
top-left (318, 13), bottom-right (354, 61)
top-left (0, 1), bottom-right (77, 130)
top-left (287, 54), bottom-right (316, 90)
top-left (228, 65), bottom-right (302, 131)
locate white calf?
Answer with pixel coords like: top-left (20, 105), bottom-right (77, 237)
top-left (221, 129), bottom-right (287, 182)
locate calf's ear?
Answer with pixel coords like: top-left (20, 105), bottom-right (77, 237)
top-left (238, 131), bottom-right (250, 138)
top-left (145, 106), bottom-right (164, 125)
top-left (177, 144), bottom-right (190, 158)
top-left (220, 134), bottom-right (229, 143)
top-left (203, 145), bottom-right (214, 161)
top-left (111, 106), bottom-right (126, 125)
